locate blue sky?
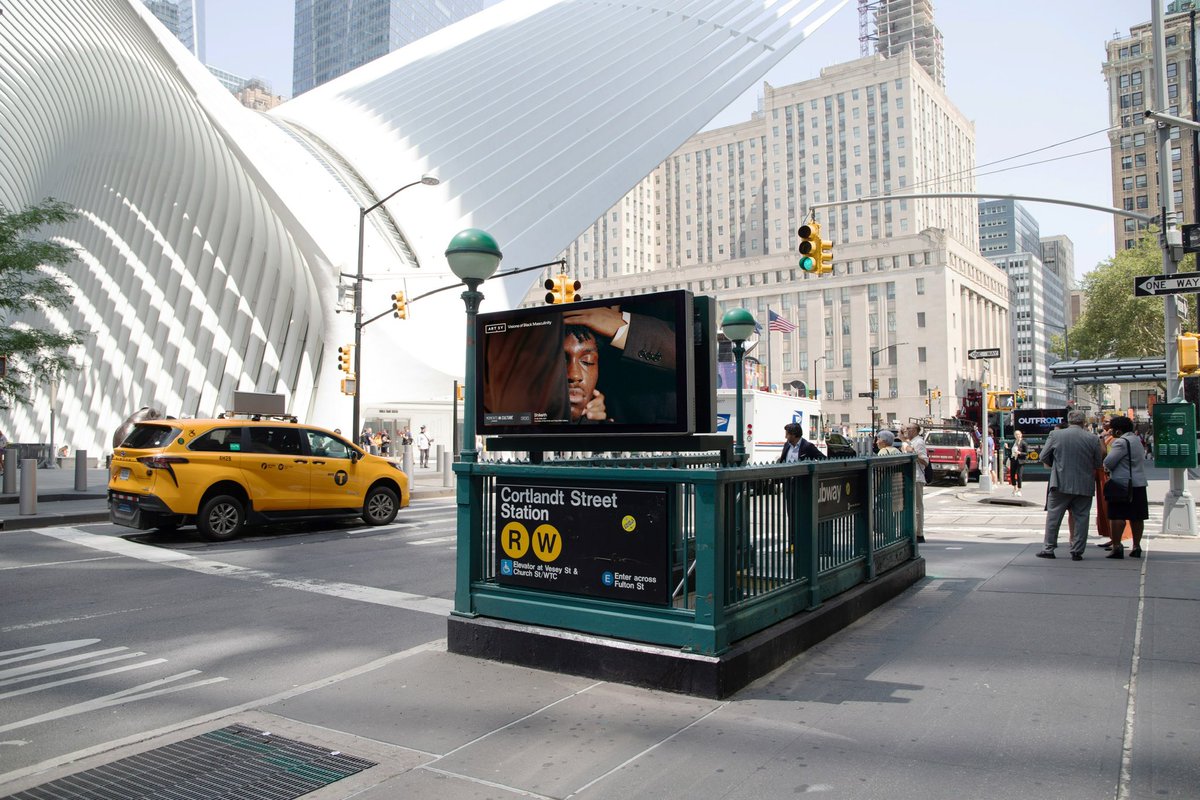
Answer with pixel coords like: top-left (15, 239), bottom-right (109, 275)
top-left (204, 0), bottom-right (1153, 281)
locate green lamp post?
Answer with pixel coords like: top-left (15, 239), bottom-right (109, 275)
top-left (721, 308), bottom-right (757, 464)
top-left (445, 228), bottom-right (502, 463)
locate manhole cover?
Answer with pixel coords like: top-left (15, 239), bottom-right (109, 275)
top-left (4, 723), bottom-right (376, 799)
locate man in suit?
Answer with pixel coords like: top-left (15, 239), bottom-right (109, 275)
top-left (1038, 409), bottom-right (1105, 561)
top-left (779, 422), bottom-right (826, 462)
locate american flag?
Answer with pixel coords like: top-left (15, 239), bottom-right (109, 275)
top-left (768, 310), bottom-right (796, 333)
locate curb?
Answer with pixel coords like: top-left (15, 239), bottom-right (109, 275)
top-left (0, 511), bottom-right (111, 531)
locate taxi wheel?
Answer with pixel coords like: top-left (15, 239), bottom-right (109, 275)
top-left (198, 494), bottom-right (245, 542)
top-left (363, 485), bottom-right (399, 525)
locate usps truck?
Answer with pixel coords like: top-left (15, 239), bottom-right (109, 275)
top-left (716, 389), bottom-right (825, 462)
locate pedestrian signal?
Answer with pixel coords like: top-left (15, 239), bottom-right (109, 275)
top-left (1178, 333), bottom-right (1200, 375)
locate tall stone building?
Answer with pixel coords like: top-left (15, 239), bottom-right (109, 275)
top-left (555, 50), bottom-right (1011, 432)
top-left (293, 0), bottom-right (486, 96)
top-left (1104, 2), bottom-right (1198, 252)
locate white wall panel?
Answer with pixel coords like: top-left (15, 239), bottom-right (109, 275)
top-left (0, 0), bottom-right (844, 455)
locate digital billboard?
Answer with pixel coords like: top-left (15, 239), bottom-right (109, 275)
top-left (478, 290), bottom-right (697, 435)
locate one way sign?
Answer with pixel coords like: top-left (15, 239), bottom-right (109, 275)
top-left (1134, 272), bottom-right (1200, 297)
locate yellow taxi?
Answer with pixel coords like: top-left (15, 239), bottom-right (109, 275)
top-left (108, 415), bottom-right (409, 541)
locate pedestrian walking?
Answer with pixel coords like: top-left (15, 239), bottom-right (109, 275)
top-left (1037, 409), bottom-right (1105, 561)
top-left (380, 430), bottom-right (391, 457)
top-left (418, 426), bottom-right (433, 468)
top-left (900, 423), bottom-right (929, 543)
top-left (1093, 416), bottom-right (1115, 544)
top-left (1007, 429), bottom-right (1028, 496)
top-left (1102, 415), bottom-right (1147, 559)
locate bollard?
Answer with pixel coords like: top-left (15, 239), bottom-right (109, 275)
top-left (435, 443), bottom-right (444, 471)
top-left (402, 443), bottom-right (414, 488)
top-left (19, 458), bottom-right (37, 515)
top-left (3, 447), bottom-right (17, 494)
top-left (443, 449), bottom-right (452, 487)
top-left (75, 449), bottom-right (88, 491)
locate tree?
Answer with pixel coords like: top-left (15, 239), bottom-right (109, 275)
top-left (0, 198), bottom-right (84, 407)
top-left (1064, 229), bottom-right (1196, 405)
top-left (1065, 229), bottom-right (1196, 360)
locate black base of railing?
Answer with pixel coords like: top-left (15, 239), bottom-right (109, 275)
top-left (448, 556), bottom-right (925, 699)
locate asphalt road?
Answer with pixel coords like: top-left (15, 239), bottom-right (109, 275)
top-left (0, 497), bottom-right (458, 773)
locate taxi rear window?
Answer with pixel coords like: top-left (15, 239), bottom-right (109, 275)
top-left (120, 423), bottom-right (181, 449)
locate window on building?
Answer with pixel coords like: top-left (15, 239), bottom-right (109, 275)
top-left (917, 312), bottom-right (926, 328)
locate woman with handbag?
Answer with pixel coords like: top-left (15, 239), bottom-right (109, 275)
top-left (1102, 415), bottom-right (1148, 558)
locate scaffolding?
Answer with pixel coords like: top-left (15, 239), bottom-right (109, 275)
top-left (858, 0), bottom-right (945, 88)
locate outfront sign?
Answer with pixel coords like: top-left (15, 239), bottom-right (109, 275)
top-left (1134, 272), bottom-right (1200, 297)
top-left (968, 348), bottom-right (1001, 360)
top-left (494, 478), bottom-right (670, 605)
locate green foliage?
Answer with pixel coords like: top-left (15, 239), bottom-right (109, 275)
top-left (1064, 230), bottom-right (1195, 361)
top-left (0, 198), bottom-right (84, 406)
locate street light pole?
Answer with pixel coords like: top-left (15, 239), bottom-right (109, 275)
top-left (870, 343), bottom-right (906, 433)
top-left (444, 229), bottom-right (503, 463)
top-left (351, 174), bottom-right (439, 438)
top-left (722, 309), bottom-right (757, 465)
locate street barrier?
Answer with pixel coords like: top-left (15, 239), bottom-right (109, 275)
top-left (451, 453), bottom-right (917, 656)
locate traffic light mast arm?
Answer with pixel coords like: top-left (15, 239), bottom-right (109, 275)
top-left (359, 259), bottom-right (568, 327)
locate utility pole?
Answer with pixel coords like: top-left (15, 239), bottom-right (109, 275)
top-left (1150, 0), bottom-right (1198, 535)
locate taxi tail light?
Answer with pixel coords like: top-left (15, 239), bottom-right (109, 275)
top-left (136, 454), bottom-right (186, 487)
top-left (137, 455), bottom-right (189, 468)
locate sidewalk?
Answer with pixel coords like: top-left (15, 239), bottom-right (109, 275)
top-left (0, 463), bottom-right (454, 531)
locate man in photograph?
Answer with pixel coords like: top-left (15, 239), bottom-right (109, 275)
top-left (563, 325), bottom-right (609, 423)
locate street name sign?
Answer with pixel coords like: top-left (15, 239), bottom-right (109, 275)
top-left (1134, 272), bottom-right (1200, 297)
top-left (968, 348), bottom-right (1000, 360)
top-left (858, 391), bottom-right (874, 398)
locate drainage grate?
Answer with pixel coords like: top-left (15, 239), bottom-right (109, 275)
top-left (4, 723), bottom-right (377, 800)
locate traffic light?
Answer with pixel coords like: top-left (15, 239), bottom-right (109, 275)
top-left (337, 344), bottom-right (353, 373)
top-left (1178, 333), bottom-right (1200, 375)
top-left (544, 273), bottom-right (582, 304)
top-left (797, 222), bottom-right (820, 273)
top-left (391, 291), bottom-right (407, 319)
top-left (871, 378), bottom-right (879, 393)
top-left (1016, 389), bottom-right (1026, 407)
top-left (817, 235), bottom-right (834, 274)
top-left (932, 389), bottom-right (942, 400)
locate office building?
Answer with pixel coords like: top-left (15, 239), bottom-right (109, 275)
top-left (977, 201), bottom-right (1071, 407)
top-left (293, 0), bottom-right (486, 96)
top-left (860, 0), bottom-right (945, 89)
top-left (557, 50), bottom-right (1011, 431)
top-left (142, 0), bottom-right (204, 59)
top-left (1104, 3), bottom-right (1198, 251)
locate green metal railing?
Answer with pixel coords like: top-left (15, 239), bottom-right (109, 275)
top-left (453, 454), bottom-right (917, 656)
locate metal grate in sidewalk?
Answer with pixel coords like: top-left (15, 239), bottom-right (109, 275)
top-left (3, 723), bottom-right (376, 800)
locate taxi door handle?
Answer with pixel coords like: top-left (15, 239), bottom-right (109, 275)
top-left (310, 460), bottom-right (326, 465)
top-left (294, 459), bottom-right (309, 464)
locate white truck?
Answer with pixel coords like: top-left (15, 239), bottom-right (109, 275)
top-left (716, 389), bottom-right (826, 462)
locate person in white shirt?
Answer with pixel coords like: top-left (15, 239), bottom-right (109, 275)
top-left (417, 426), bottom-right (433, 468)
top-left (900, 423), bottom-right (929, 543)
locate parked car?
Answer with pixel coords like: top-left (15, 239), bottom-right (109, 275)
top-left (824, 432), bottom-right (858, 457)
top-left (924, 428), bottom-right (978, 486)
top-left (108, 416), bottom-right (409, 541)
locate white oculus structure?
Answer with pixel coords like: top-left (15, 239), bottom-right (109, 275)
top-left (0, 0), bottom-right (849, 455)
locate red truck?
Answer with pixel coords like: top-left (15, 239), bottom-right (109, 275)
top-left (924, 426), bottom-right (979, 486)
